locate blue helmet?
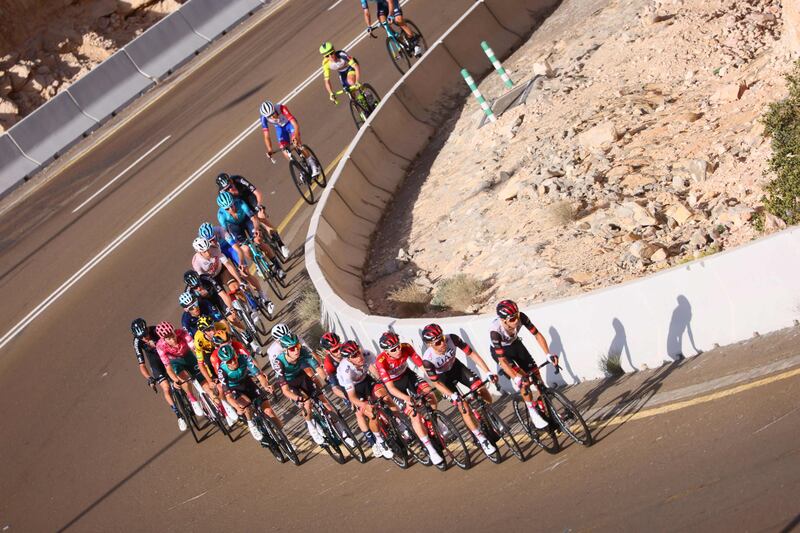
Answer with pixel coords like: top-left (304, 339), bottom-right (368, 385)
top-left (198, 222), bottom-right (215, 240)
top-left (216, 191), bottom-right (234, 209)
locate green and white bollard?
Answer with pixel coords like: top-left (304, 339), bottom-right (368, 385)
top-left (481, 40), bottom-right (514, 89)
top-left (461, 68), bottom-right (496, 123)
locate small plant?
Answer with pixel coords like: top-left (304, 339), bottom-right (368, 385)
top-left (548, 200), bottom-right (576, 225)
top-left (388, 282), bottom-right (431, 317)
top-left (599, 352), bottom-right (624, 377)
top-left (430, 274), bottom-right (486, 313)
top-left (760, 59), bottom-right (800, 226)
top-left (295, 286), bottom-right (322, 326)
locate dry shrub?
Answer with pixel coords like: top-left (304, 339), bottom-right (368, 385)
top-left (599, 352), bottom-right (624, 377)
top-left (548, 200), bottom-right (576, 225)
top-left (431, 274), bottom-right (486, 313)
top-left (296, 286), bottom-right (321, 325)
top-left (388, 282), bottom-right (431, 317)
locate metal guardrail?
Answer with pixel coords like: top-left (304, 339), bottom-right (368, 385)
top-left (0, 0), bottom-right (272, 196)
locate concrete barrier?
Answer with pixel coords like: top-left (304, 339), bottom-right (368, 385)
top-left (67, 50), bottom-right (154, 120)
top-left (306, 0), bottom-right (800, 387)
top-left (180, 0), bottom-right (263, 40)
top-left (0, 135), bottom-right (39, 191)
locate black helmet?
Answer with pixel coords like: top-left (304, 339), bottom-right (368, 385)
top-left (379, 331), bottom-right (400, 350)
top-left (421, 323), bottom-right (444, 343)
top-left (131, 318), bottom-right (147, 338)
top-left (183, 269), bottom-right (200, 288)
top-left (216, 172), bottom-right (231, 190)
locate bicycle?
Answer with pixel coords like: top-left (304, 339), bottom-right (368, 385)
top-left (332, 82), bottom-right (381, 130)
top-left (249, 396), bottom-right (300, 465)
top-left (408, 389), bottom-right (470, 471)
top-left (369, 17), bottom-right (427, 74)
top-left (367, 396), bottom-right (427, 469)
top-left (269, 140), bottom-right (326, 205)
top-left (242, 233), bottom-right (286, 298)
top-left (457, 380), bottom-right (525, 463)
top-left (301, 392), bottom-right (366, 464)
top-left (198, 390), bottom-right (236, 443)
top-left (228, 283), bottom-right (270, 346)
top-left (169, 381), bottom-right (201, 443)
top-left (512, 361), bottom-right (594, 450)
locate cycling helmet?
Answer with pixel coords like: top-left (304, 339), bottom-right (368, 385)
top-left (216, 191), bottom-right (234, 209)
top-left (319, 41), bottom-right (334, 55)
top-left (215, 172), bottom-right (231, 189)
top-left (279, 333), bottom-right (300, 349)
top-left (183, 269), bottom-right (200, 287)
top-left (218, 343), bottom-right (236, 362)
top-left (197, 315), bottom-right (214, 331)
top-left (155, 321), bottom-right (175, 338)
top-left (192, 237), bottom-right (210, 253)
top-left (379, 331), bottom-right (400, 351)
top-left (131, 318), bottom-right (147, 338)
top-left (178, 291), bottom-right (197, 308)
top-left (259, 100), bottom-right (275, 117)
top-left (340, 340), bottom-right (361, 358)
top-left (496, 299), bottom-right (519, 319)
top-left (319, 331), bottom-right (341, 350)
top-left (213, 329), bottom-right (229, 345)
top-left (270, 323), bottom-right (291, 340)
top-left (421, 323), bottom-right (444, 343)
top-left (198, 222), bottom-right (215, 240)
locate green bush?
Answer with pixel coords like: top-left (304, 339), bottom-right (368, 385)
top-left (430, 274), bottom-right (486, 313)
top-left (761, 59), bottom-right (800, 226)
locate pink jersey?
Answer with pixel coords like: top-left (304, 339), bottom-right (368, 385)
top-left (157, 329), bottom-right (195, 366)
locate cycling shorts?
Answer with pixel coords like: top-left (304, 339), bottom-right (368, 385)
top-left (274, 121), bottom-right (296, 149)
top-left (338, 67), bottom-right (357, 90)
top-left (388, 369), bottom-right (430, 410)
top-left (375, 0), bottom-right (402, 18)
top-left (144, 351), bottom-right (168, 383)
top-left (170, 353), bottom-right (205, 383)
top-left (490, 338), bottom-right (535, 373)
top-left (437, 359), bottom-right (480, 392)
top-left (226, 218), bottom-right (256, 245)
top-left (285, 374), bottom-right (320, 399)
top-left (228, 380), bottom-right (260, 402)
top-left (352, 375), bottom-right (382, 401)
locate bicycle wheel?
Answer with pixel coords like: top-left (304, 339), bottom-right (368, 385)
top-left (316, 411), bottom-right (346, 464)
top-left (359, 83), bottom-right (381, 115)
top-left (376, 408), bottom-right (410, 468)
top-left (172, 387), bottom-right (200, 443)
top-left (254, 413), bottom-right (286, 463)
top-left (484, 404), bottom-right (525, 462)
top-left (432, 411), bottom-right (471, 470)
top-left (255, 255), bottom-right (286, 300)
top-left (394, 413), bottom-right (430, 466)
top-left (289, 159), bottom-right (315, 204)
top-left (235, 298), bottom-right (262, 343)
top-left (302, 145), bottom-right (327, 188)
top-left (201, 393), bottom-right (230, 440)
top-left (328, 409), bottom-right (367, 463)
top-left (402, 20), bottom-right (427, 57)
top-left (513, 396), bottom-right (560, 454)
top-left (349, 98), bottom-right (367, 130)
top-left (268, 418), bottom-right (300, 466)
top-left (386, 35), bottom-right (411, 74)
top-left (547, 389), bottom-right (594, 446)
top-left (240, 287), bottom-right (269, 337)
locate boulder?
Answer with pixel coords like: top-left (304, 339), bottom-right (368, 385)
top-left (712, 81), bottom-right (748, 103)
top-left (7, 64), bottom-right (32, 92)
top-left (628, 240), bottom-right (662, 260)
top-left (665, 202), bottom-right (693, 225)
top-left (498, 177), bottom-right (525, 201)
top-left (0, 97), bottom-right (19, 116)
top-left (612, 201), bottom-right (658, 230)
top-left (578, 122), bottom-right (619, 151)
top-left (763, 212), bottom-right (787, 232)
top-left (673, 158), bottom-right (712, 182)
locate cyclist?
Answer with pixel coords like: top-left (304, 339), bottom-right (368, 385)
top-left (216, 191), bottom-right (286, 282)
top-left (361, 0), bottom-right (421, 57)
top-left (375, 331), bottom-right (444, 466)
top-left (266, 323), bottom-right (324, 382)
top-left (213, 174), bottom-right (291, 259)
top-left (259, 101), bottom-right (322, 179)
top-left (192, 317), bottom-right (240, 427)
top-left (131, 318), bottom-right (185, 432)
top-left (336, 340), bottom-right (394, 459)
top-left (198, 221), bottom-right (240, 268)
top-left (217, 343), bottom-right (281, 442)
top-left (155, 321), bottom-right (208, 418)
top-left (179, 291), bottom-right (217, 337)
top-left (320, 42), bottom-right (362, 104)
top-left (191, 235), bottom-right (247, 311)
top-left (183, 269), bottom-right (227, 319)
top-left (273, 333), bottom-right (327, 445)
top-left (319, 331), bottom-right (351, 407)
top-left (420, 323), bottom-right (497, 456)
top-left (490, 299), bottom-right (558, 429)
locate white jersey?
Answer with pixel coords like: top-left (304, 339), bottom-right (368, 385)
top-left (421, 336), bottom-right (460, 374)
top-left (336, 350), bottom-right (376, 391)
top-left (267, 335), bottom-right (307, 373)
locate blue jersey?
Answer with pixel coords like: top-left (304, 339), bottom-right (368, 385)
top-left (274, 347), bottom-right (318, 382)
top-left (218, 354), bottom-right (260, 390)
top-left (217, 198), bottom-right (255, 244)
top-left (181, 300), bottom-right (218, 336)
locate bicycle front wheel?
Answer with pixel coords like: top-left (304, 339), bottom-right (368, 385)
top-left (484, 403), bottom-right (525, 462)
top-left (172, 387), bottom-right (200, 443)
top-left (254, 414), bottom-right (286, 463)
top-left (317, 411), bottom-right (346, 464)
top-left (359, 83), bottom-right (381, 116)
top-left (402, 20), bottom-right (427, 57)
top-left (513, 396), bottom-right (560, 454)
top-left (269, 418), bottom-right (300, 466)
top-left (386, 35), bottom-right (411, 74)
top-left (349, 98), bottom-right (367, 130)
top-left (289, 159), bottom-right (315, 204)
top-left (433, 411), bottom-right (471, 470)
top-left (547, 389), bottom-right (594, 446)
top-left (394, 413), bottom-right (430, 466)
top-left (329, 409), bottom-right (367, 463)
top-left (302, 145), bottom-right (327, 188)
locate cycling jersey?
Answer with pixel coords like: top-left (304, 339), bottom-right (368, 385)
top-left (420, 333), bottom-right (472, 377)
top-left (375, 343), bottom-right (424, 383)
top-left (209, 340), bottom-right (249, 376)
top-left (360, 0), bottom-right (402, 17)
top-left (267, 336), bottom-right (307, 373)
top-left (186, 275), bottom-right (227, 314)
top-left (273, 346), bottom-right (318, 384)
top-left (133, 327), bottom-right (167, 381)
top-left (489, 312), bottom-right (539, 357)
top-left (336, 350), bottom-right (376, 391)
top-left (260, 104), bottom-right (295, 130)
top-left (181, 300), bottom-right (217, 337)
top-left (217, 353), bottom-right (260, 392)
top-left (322, 51), bottom-right (357, 80)
top-left (217, 198), bottom-right (256, 245)
top-left (191, 245), bottom-right (230, 278)
top-left (193, 321), bottom-right (229, 362)
top-left (156, 329), bottom-right (195, 366)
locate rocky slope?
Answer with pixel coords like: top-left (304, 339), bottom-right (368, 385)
top-left (365, 0), bottom-right (798, 317)
top-left (0, 0), bottom-right (184, 133)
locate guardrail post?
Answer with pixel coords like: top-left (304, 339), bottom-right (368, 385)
top-left (461, 68), bottom-right (496, 123)
top-left (481, 40), bottom-right (513, 89)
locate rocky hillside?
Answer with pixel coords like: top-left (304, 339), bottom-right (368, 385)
top-left (365, 0), bottom-right (799, 317)
top-left (0, 0), bottom-right (184, 133)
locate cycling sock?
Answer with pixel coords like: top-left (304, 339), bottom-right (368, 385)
top-left (188, 394), bottom-right (198, 403)
top-left (171, 405), bottom-right (179, 416)
top-left (364, 430), bottom-right (376, 445)
top-left (471, 428), bottom-right (486, 442)
top-left (306, 420), bottom-right (317, 433)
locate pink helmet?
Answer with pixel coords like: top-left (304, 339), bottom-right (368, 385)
top-left (155, 321), bottom-right (175, 338)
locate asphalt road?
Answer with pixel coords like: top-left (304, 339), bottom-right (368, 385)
top-left (1, 0), bottom-right (799, 531)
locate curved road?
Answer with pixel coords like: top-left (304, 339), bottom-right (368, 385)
top-left (0, 0), bottom-right (799, 531)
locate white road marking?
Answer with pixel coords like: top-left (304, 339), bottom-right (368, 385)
top-left (328, 0), bottom-right (344, 11)
top-left (72, 135), bottom-right (171, 213)
top-left (753, 406), bottom-right (799, 434)
top-left (0, 6), bottom-right (400, 351)
top-left (167, 490), bottom-right (208, 511)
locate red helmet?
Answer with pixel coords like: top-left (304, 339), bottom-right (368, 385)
top-left (340, 340), bottom-right (361, 358)
top-left (155, 321), bottom-right (175, 338)
top-left (320, 331), bottom-right (341, 350)
top-left (496, 299), bottom-right (519, 319)
top-left (421, 323), bottom-right (443, 343)
top-left (379, 331), bottom-right (400, 350)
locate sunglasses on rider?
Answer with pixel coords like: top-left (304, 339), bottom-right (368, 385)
top-left (387, 345), bottom-right (401, 353)
top-left (503, 313), bottom-right (520, 322)
top-left (431, 336), bottom-right (445, 346)
top-left (287, 343), bottom-right (302, 352)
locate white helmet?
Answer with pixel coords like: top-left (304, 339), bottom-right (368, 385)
top-left (192, 237), bottom-right (210, 253)
top-left (178, 291), bottom-right (196, 307)
top-left (259, 100), bottom-right (275, 117)
top-left (271, 323), bottom-right (291, 340)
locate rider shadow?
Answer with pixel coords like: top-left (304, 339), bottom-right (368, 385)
top-left (667, 295), bottom-right (701, 360)
top-left (546, 326), bottom-right (576, 387)
top-left (574, 318), bottom-right (634, 414)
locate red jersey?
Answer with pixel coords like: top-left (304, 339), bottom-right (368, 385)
top-left (210, 340), bottom-right (250, 375)
top-left (375, 343), bottom-right (424, 383)
top-left (323, 353), bottom-right (342, 377)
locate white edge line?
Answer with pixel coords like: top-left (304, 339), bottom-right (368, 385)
top-left (0, 14), bottom-right (385, 351)
top-left (328, 0), bottom-right (344, 11)
top-left (72, 135), bottom-right (172, 213)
